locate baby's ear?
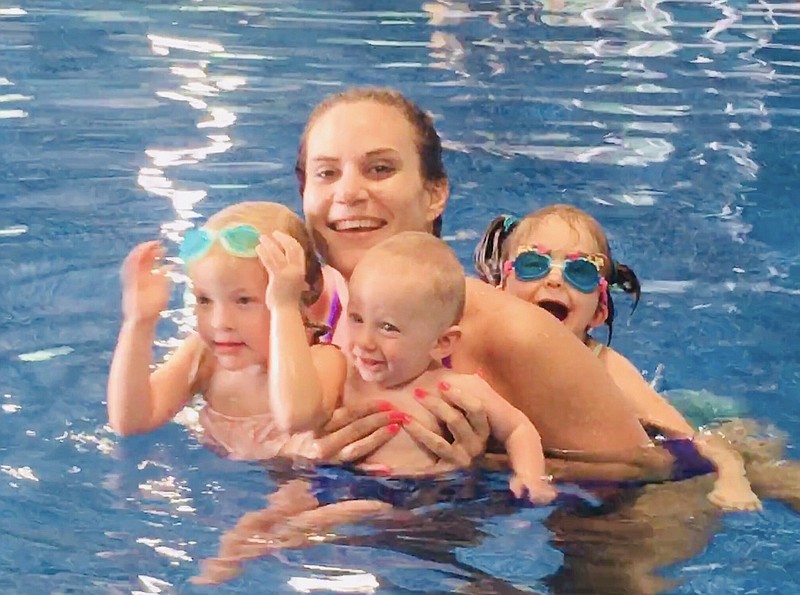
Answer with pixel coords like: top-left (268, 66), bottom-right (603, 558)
top-left (430, 325), bottom-right (462, 361)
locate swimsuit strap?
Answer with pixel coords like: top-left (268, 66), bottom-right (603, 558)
top-left (321, 291), bottom-right (342, 343)
top-left (585, 337), bottom-right (604, 358)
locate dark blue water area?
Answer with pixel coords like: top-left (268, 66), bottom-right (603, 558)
top-left (2, 0), bottom-right (800, 593)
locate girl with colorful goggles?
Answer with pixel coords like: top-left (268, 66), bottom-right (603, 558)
top-left (473, 204), bottom-right (763, 513)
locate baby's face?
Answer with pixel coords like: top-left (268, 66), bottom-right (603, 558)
top-left (504, 216), bottom-right (607, 339)
top-left (189, 251), bottom-right (271, 370)
top-left (345, 263), bottom-right (449, 388)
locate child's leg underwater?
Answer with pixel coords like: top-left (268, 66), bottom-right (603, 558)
top-left (712, 418), bottom-right (800, 513)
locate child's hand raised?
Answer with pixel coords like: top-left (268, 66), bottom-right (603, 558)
top-left (510, 474), bottom-right (558, 506)
top-left (257, 231), bottom-right (308, 309)
top-left (120, 241), bottom-right (171, 324)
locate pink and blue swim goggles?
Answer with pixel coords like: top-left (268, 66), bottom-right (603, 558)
top-left (179, 224), bottom-right (261, 264)
top-left (504, 245), bottom-right (607, 293)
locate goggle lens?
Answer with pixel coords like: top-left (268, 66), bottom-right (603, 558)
top-left (513, 251), bottom-right (601, 293)
top-left (220, 225), bottom-right (261, 256)
top-left (179, 224), bottom-right (261, 264)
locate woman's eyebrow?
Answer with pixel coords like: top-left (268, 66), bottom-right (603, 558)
top-left (308, 155), bottom-right (338, 163)
top-left (364, 148), bottom-right (399, 157)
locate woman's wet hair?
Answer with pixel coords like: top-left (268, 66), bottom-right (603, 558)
top-left (295, 87), bottom-right (447, 237)
top-left (206, 201), bottom-right (323, 306)
top-left (473, 204), bottom-right (641, 344)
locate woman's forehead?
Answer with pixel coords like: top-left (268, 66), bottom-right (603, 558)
top-left (307, 100), bottom-right (416, 155)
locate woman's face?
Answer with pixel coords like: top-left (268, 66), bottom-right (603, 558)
top-left (302, 100), bottom-right (447, 279)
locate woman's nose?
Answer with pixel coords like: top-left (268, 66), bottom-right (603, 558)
top-left (333, 166), bottom-right (367, 205)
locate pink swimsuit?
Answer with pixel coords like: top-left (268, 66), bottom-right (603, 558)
top-left (199, 406), bottom-right (290, 461)
top-left (198, 405), bottom-right (317, 461)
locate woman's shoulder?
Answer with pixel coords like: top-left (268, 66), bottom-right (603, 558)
top-left (306, 265), bottom-right (347, 317)
top-left (462, 277), bottom-right (561, 339)
top-left (322, 264), bottom-right (348, 302)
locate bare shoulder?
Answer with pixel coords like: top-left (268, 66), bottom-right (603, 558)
top-left (601, 345), bottom-right (646, 378)
top-left (462, 278), bottom-right (579, 357)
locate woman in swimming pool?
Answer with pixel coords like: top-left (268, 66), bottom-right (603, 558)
top-left (293, 86), bottom-right (671, 480)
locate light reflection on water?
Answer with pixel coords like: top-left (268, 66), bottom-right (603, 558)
top-left (1, 1), bottom-right (800, 593)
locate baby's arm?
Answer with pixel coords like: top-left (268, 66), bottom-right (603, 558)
top-left (456, 375), bottom-right (556, 504)
top-left (258, 232), bottom-right (344, 433)
top-left (107, 242), bottom-right (197, 435)
top-left (604, 348), bottom-right (760, 511)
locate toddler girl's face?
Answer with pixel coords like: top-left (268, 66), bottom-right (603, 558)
top-left (504, 216), bottom-right (607, 340)
top-left (188, 251), bottom-right (271, 370)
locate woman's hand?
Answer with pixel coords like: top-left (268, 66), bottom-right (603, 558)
top-left (405, 381), bottom-right (491, 470)
top-left (311, 400), bottom-right (402, 463)
top-left (120, 241), bottom-right (171, 324)
top-left (289, 383), bottom-right (490, 470)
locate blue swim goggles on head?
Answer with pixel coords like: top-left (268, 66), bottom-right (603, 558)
top-left (179, 224), bottom-right (261, 264)
top-left (504, 245), bottom-right (606, 293)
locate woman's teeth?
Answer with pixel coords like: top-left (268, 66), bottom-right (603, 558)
top-left (331, 219), bottom-right (385, 232)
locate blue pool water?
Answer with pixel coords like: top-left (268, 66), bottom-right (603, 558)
top-left (2, 0), bottom-right (799, 592)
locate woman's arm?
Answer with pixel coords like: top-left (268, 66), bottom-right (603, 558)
top-left (459, 279), bottom-right (651, 456)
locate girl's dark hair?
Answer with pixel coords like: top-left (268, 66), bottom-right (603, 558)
top-left (295, 87), bottom-right (447, 237)
top-left (473, 206), bottom-right (641, 344)
top-left (473, 214), bottom-right (519, 286)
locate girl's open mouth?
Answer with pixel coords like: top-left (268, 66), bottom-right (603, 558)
top-left (536, 300), bottom-right (569, 321)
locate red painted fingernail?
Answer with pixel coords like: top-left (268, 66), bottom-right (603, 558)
top-left (438, 381), bottom-right (451, 391)
top-left (388, 412), bottom-right (409, 424)
top-left (370, 465), bottom-right (391, 476)
top-left (388, 423), bottom-right (401, 434)
top-left (376, 400), bottom-right (393, 412)
top-left (413, 388), bottom-right (428, 399)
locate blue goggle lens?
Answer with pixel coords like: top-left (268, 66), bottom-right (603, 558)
top-left (513, 251), bottom-right (601, 293)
